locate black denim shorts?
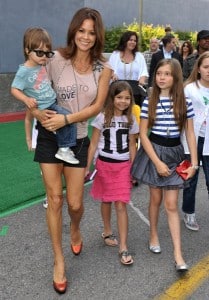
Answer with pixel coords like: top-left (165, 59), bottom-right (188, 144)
top-left (34, 122), bottom-right (90, 168)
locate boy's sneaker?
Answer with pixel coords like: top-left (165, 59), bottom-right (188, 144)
top-left (55, 149), bottom-right (79, 164)
top-left (183, 213), bottom-right (199, 231)
top-left (43, 199), bottom-right (48, 209)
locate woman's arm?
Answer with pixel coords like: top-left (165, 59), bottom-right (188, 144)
top-left (138, 76), bottom-right (147, 86)
top-left (140, 118), bottom-right (170, 176)
top-left (136, 53), bottom-right (148, 85)
top-left (42, 67), bottom-right (112, 131)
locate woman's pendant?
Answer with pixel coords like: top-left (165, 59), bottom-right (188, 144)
top-left (167, 128), bottom-right (170, 137)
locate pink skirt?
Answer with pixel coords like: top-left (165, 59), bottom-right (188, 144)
top-left (90, 158), bottom-right (132, 203)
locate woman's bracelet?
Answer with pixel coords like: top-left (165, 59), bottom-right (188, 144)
top-left (191, 164), bottom-right (199, 170)
top-left (64, 114), bottom-right (70, 125)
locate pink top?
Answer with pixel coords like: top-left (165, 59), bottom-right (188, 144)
top-left (47, 51), bottom-right (111, 138)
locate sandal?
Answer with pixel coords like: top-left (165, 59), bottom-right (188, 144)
top-left (101, 233), bottom-right (118, 247)
top-left (119, 250), bottom-right (134, 265)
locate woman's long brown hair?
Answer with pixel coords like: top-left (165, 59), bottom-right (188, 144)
top-left (57, 7), bottom-right (105, 63)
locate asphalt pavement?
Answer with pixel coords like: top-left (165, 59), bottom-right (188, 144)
top-left (1, 168), bottom-right (209, 300)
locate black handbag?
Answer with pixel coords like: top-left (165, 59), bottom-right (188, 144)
top-left (119, 80), bottom-right (147, 107)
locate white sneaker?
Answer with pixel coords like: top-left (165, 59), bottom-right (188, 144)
top-left (55, 149), bottom-right (79, 164)
top-left (183, 213), bottom-right (199, 231)
top-left (43, 199), bottom-right (48, 209)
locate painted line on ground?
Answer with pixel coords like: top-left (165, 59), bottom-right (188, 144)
top-left (129, 200), bottom-right (150, 226)
top-left (0, 225), bottom-right (9, 236)
top-left (154, 254), bottom-right (209, 299)
top-left (130, 190), bottom-right (209, 300)
top-left (2, 177), bottom-right (208, 298)
top-left (0, 111), bottom-right (25, 123)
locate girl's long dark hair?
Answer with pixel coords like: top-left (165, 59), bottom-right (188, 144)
top-left (104, 81), bottom-right (134, 127)
top-left (148, 59), bottom-right (187, 132)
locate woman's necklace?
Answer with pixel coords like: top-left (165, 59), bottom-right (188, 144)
top-left (123, 61), bottom-right (133, 80)
top-left (160, 98), bottom-right (173, 137)
top-left (121, 51), bottom-right (134, 80)
top-left (71, 61), bottom-right (97, 125)
top-left (73, 59), bottom-right (91, 74)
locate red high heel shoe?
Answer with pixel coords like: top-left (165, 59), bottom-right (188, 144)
top-left (53, 280), bottom-right (67, 294)
top-left (71, 241), bottom-right (83, 255)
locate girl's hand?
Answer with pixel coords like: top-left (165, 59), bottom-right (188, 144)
top-left (182, 166), bottom-right (197, 180)
top-left (156, 161), bottom-right (171, 177)
top-left (42, 112), bottom-right (65, 131)
top-left (85, 168), bottom-right (90, 178)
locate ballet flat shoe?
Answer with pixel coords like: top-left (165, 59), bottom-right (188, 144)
top-left (71, 241), bottom-right (83, 256)
top-left (175, 262), bottom-right (189, 272)
top-left (53, 280), bottom-right (67, 294)
top-left (149, 244), bottom-right (161, 254)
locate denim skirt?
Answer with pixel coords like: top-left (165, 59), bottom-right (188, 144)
top-left (131, 134), bottom-right (189, 190)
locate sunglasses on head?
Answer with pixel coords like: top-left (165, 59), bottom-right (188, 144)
top-left (30, 49), bottom-right (54, 58)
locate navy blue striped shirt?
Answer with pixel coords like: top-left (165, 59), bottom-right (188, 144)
top-left (141, 97), bottom-right (194, 138)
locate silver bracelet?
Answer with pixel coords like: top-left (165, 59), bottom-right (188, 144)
top-left (64, 115), bottom-right (69, 125)
top-left (192, 165), bottom-right (199, 170)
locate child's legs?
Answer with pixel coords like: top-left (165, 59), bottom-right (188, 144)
top-left (114, 201), bottom-right (128, 251)
top-left (149, 187), bottom-right (162, 245)
top-left (49, 103), bottom-right (77, 148)
top-left (101, 202), bottom-right (112, 234)
top-left (164, 189), bottom-right (185, 264)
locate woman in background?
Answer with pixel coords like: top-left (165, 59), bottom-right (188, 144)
top-left (109, 31), bottom-right (148, 106)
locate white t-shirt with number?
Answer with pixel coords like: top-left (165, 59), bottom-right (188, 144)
top-left (91, 112), bottom-right (139, 161)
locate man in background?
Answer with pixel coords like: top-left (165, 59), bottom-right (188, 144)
top-left (183, 30), bottom-right (209, 80)
top-left (143, 37), bottom-right (160, 73)
top-left (148, 34), bottom-right (183, 87)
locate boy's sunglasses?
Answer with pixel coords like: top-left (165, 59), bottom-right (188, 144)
top-left (29, 49), bottom-right (54, 58)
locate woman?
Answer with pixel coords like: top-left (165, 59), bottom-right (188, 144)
top-left (182, 51), bottom-right (209, 231)
top-left (180, 40), bottom-right (193, 62)
top-left (109, 31), bottom-right (148, 106)
top-left (32, 7), bottom-right (112, 294)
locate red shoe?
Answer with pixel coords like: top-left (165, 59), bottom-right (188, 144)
top-left (53, 280), bottom-right (67, 294)
top-left (71, 241), bottom-right (83, 256)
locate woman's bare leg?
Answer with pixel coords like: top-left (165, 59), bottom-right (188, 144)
top-left (164, 189), bottom-right (185, 265)
top-left (41, 163), bottom-right (66, 283)
top-left (149, 188), bottom-right (162, 246)
top-left (64, 167), bottom-right (85, 245)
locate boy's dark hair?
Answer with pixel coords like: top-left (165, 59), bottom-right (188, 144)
top-left (23, 27), bottom-right (52, 61)
top-left (161, 34), bottom-right (175, 47)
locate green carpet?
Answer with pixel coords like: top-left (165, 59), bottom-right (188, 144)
top-left (0, 121), bottom-right (46, 215)
top-left (0, 119), bottom-right (94, 216)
